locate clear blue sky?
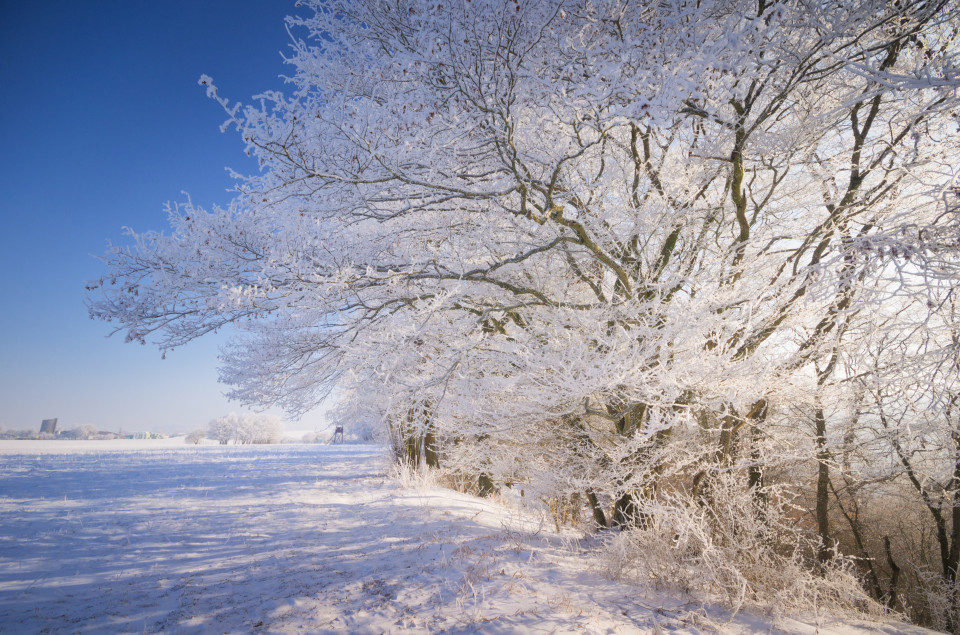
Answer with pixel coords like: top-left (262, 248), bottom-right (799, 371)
top-left (0, 1), bottom-right (331, 434)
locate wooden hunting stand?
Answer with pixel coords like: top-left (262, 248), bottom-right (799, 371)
top-left (331, 426), bottom-right (344, 444)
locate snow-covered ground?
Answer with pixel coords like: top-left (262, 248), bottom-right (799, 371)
top-left (0, 440), bottom-right (934, 634)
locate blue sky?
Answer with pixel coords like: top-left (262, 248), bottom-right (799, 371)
top-left (0, 1), bottom-right (331, 434)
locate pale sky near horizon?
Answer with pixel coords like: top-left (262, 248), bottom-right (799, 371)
top-left (0, 1), bottom-right (333, 434)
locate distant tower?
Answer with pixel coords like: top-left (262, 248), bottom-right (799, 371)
top-left (332, 426), bottom-right (344, 444)
top-left (40, 418), bottom-right (58, 434)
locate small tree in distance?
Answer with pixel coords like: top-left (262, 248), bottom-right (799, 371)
top-left (207, 412), bottom-right (283, 445)
top-left (185, 428), bottom-right (205, 445)
top-left (207, 413), bottom-right (236, 445)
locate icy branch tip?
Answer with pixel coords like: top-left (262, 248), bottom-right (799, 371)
top-left (198, 74), bottom-right (217, 98)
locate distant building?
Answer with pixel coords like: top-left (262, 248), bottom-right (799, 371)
top-left (40, 418), bottom-right (58, 434)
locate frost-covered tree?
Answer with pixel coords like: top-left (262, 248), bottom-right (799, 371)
top-left (208, 412), bottom-right (283, 445)
top-left (89, 0), bottom-right (960, 622)
top-left (818, 282), bottom-right (960, 627)
top-left (208, 413), bottom-right (236, 445)
top-left (240, 413), bottom-right (284, 444)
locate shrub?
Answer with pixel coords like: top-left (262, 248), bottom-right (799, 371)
top-left (600, 472), bottom-right (886, 621)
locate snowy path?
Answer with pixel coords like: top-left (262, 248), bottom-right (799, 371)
top-left (0, 443), bottom-right (934, 634)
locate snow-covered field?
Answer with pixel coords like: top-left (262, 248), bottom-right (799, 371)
top-left (0, 441), bottom-right (933, 634)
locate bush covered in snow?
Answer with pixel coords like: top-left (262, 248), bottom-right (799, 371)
top-left (599, 472), bottom-right (883, 619)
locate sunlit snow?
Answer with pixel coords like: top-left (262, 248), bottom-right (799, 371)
top-left (0, 441), bottom-right (933, 634)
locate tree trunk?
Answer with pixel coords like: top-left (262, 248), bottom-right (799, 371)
top-left (423, 421), bottom-right (439, 469)
top-left (587, 490), bottom-right (608, 529)
top-left (747, 427), bottom-right (764, 491)
top-left (947, 428), bottom-right (960, 585)
top-left (611, 492), bottom-right (637, 528)
top-left (884, 536), bottom-right (901, 610)
top-left (747, 400), bottom-right (767, 501)
top-left (815, 406), bottom-right (832, 564)
top-left (405, 416), bottom-right (421, 468)
top-left (477, 473), bottom-right (497, 497)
